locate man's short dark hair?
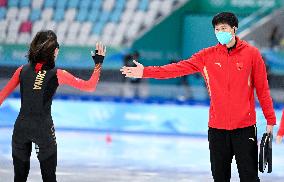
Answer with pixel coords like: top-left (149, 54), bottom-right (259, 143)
top-left (212, 12), bottom-right (238, 28)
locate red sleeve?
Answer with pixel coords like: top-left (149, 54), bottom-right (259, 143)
top-left (252, 49), bottom-right (276, 125)
top-left (57, 64), bottom-right (101, 92)
top-left (278, 110), bottom-right (284, 136)
top-left (0, 66), bottom-right (23, 105)
top-left (142, 50), bottom-right (205, 79)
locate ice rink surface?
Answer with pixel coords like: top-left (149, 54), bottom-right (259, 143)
top-left (1, 128), bottom-right (283, 182)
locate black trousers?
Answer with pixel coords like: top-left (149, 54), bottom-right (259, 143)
top-left (13, 151), bottom-right (57, 182)
top-left (208, 125), bottom-right (259, 182)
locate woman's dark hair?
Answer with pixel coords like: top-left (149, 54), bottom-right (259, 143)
top-left (212, 12), bottom-right (238, 28)
top-left (27, 30), bottom-right (59, 68)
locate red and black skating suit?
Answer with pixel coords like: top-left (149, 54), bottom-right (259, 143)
top-left (0, 62), bottom-right (101, 161)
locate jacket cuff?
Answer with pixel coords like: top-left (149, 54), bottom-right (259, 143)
top-left (142, 67), bottom-right (151, 78)
top-left (267, 119), bottom-right (276, 125)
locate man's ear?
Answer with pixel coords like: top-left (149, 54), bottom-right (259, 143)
top-left (233, 27), bottom-right (237, 34)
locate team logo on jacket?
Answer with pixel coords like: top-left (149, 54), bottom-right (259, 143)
top-left (236, 62), bottom-right (243, 70)
top-left (215, 62), bottom-right (222, 67)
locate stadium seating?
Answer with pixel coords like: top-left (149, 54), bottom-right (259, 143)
top-left (0, 0), bottom-right (185, 46)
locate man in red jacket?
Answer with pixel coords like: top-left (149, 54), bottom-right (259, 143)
top-left (121, 12), bottom-right (276, 182)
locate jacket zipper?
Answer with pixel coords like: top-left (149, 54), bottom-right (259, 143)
top-left (227, 52), bottom-right (231, 129)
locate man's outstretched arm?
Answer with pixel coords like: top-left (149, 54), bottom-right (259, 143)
top-left (120, 51), bottom-right (205, 79)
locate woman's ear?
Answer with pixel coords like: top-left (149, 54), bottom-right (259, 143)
top-left (54, 48), bottom-right (59, 60)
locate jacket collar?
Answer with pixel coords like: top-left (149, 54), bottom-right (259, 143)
top-left (216, 36), bottom-right (246, 54)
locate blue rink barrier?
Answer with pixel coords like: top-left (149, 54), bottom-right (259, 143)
top-left (0, 93), bottom-right (282, 137)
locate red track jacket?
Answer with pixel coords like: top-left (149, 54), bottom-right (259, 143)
top-left (143, 37), bottom-right (276, 130)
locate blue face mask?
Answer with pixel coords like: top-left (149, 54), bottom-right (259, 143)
top-left (215, 31), bottom-right (233, 45)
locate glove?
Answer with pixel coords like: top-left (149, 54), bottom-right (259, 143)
top-left (91, 50), bottom-right (104, 64)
